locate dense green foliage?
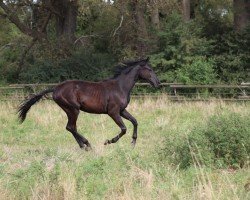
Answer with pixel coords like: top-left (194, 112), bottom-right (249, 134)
top-left (19, 50), bottom-right (116, 83)
top-left (150, 13), bottom-right (215, 83)
top-left (161, 111), bottom-right (250, 169)
top-left (0, 0), bottom-right (249, 84)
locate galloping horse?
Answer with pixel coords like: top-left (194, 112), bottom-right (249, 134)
top-left (18, 58), bottom-right (160, 149)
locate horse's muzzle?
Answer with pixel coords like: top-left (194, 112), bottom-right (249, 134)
top-left (153, 79), bottom-right (161, 88)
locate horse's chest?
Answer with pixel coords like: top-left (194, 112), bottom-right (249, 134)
top-left (120, 95), bottom-right (130, 109)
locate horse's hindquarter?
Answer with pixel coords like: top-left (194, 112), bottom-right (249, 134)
top-left (53, 80), bottom-right (108, 114)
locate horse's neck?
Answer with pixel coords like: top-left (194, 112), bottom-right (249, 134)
top-left (118, 67), bottom-right (139, 94)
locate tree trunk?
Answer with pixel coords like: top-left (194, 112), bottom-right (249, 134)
top-left (131, 0), bottom-right (148, 55)
top-left (234, 0), bottom-right (250, 31)
top-left (182, 0), bottom-right (190, 21)
top-left (190, 0), bottom-right (198, 19)
top-left (55, 0), bottom-right (78, 44)
top-left (149, 0), bottom-right (160, 29)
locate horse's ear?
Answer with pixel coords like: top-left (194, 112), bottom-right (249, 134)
top-left (139, 57), bottom-right (150, 66)
top-left (120, 62), bottom-right (127, 67)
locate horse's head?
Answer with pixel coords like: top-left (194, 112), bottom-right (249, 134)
top-left (137, 57), bottom-right (161, 88)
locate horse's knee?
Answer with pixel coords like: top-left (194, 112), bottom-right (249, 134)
top-left (66, 125), bottom-right (75, 133)
top-left (131, 119), bottom-right (137, 127)
top-left (121, 127), bottom-right (127, 134)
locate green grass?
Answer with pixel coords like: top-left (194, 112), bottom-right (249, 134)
top-left (0, 98), bottom-right (249, 199)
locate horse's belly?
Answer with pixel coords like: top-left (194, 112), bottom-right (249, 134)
top-left (79, 99), bottom-right (106, 114)
top-left (76, 86), bottom-right (107, 114)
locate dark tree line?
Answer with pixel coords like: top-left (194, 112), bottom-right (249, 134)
top-left (0, 0), bottom-right (249, 84)
top-left (1, 0), bottom-right (249, 51)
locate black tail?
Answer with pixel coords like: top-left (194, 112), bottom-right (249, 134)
top-left (18, 88), bottom-right (54, 123)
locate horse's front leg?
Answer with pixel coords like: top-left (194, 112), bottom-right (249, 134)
top-left (104, 111), bottom-right (127, 145)
top-left (121, 109), bottom-right (138, 147)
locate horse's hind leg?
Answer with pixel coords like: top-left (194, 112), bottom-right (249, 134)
top-left (64, 107), bottom-right (91, 150)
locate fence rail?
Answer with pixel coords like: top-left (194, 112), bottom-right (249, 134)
top-left (170, 84), bottom-right (249, 88)
top-left (0, 83), bottom-right (249, 101)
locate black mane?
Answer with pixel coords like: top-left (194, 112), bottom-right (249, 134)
top-left (113, 58), bottom-right (147, 78)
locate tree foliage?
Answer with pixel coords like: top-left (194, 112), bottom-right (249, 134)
top-left (0, 0), bottom-right (249, 84)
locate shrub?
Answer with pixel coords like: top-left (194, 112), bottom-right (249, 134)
top-left (149, 13), bottom-right (215, 83)
top-left (18, 50), bottom-right (116, 83)
top-left (176, 56), bottom-right (217, 84)
top-left (161, 111), bottom-right (250, 169)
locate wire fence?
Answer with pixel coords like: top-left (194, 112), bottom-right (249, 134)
top-left (0, 83), bottom-right (249, 102)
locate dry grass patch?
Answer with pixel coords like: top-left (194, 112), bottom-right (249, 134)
top-left (0, 99), bottom-right (249, 199)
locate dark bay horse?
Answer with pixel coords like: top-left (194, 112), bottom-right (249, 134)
top-left (18, 57), bottom-right (160, 149)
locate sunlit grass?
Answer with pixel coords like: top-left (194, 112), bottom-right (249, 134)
top-left (0, 98), bottom-right (249, 199)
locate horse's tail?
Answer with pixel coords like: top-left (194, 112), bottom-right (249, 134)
top-left (18, 88), bottom-right (54, 123)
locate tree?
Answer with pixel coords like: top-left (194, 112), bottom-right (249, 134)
top-left (234, 0), bottom-right (250, 31)
top-left (54, 0), bottom-right (78, 43)
top-left (0, 0), bottom-right (50, 40)
top-left (0, 0), bottom-right (52, 68)
top-left (131, 0), bottom-right (149, 55)
top-left (0, 0), bottom-right (79, 43)
top-left (0, 0), bottom-right (79, 68)
top-left (182, 0), bottom-right (190, 21)
top-left (149, 0), bottom-right (160, 29)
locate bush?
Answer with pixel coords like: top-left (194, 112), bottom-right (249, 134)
top-left (18, 50), bottom-right (116, 83)
top-left (212, 28), bottom-right (250, 83)
top-left (161, 111), bottom-right (250, 169)
top-left (176, 56), bottom-right (217, 84)
top-left (149, 13), bottom-right (215, 83)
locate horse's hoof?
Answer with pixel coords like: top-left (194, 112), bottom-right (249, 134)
top-left (104, 139), bottom-right (110, 145)
top-left (131, 139), bottom-right (136, 149)
top-left (84, 145), bottom-right (92, 151)
top-left (79, 143), bottom-right (92, 151)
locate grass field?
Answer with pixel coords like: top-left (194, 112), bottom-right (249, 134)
top-left (0, 98), bottom-right (249, 200)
